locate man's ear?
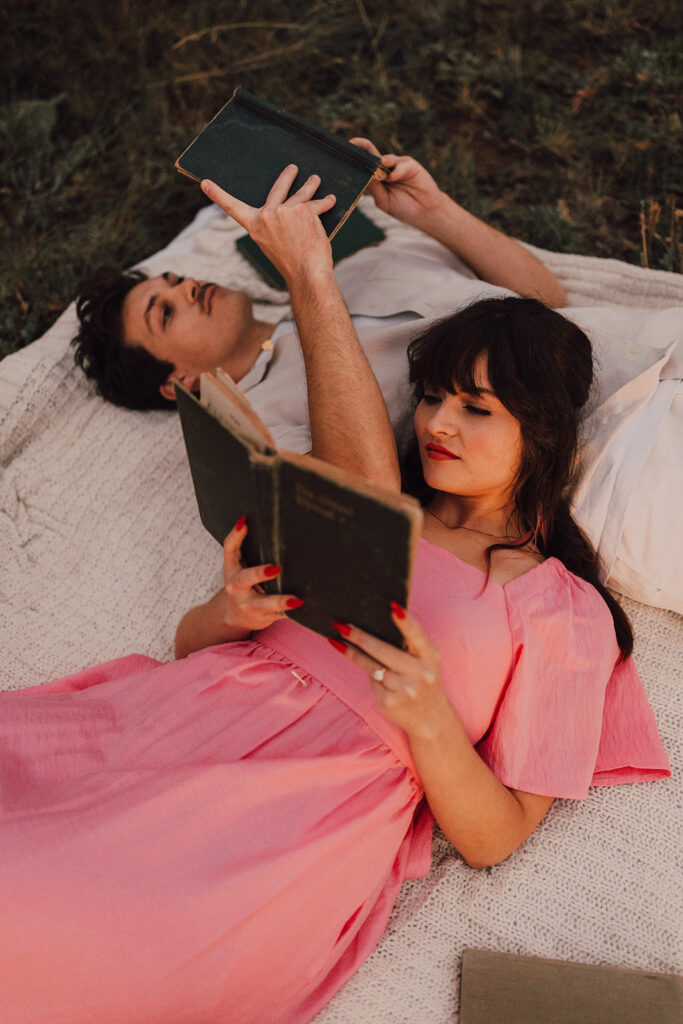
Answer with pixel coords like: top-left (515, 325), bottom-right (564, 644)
top-left (160, 374), bottom-right (199, 402)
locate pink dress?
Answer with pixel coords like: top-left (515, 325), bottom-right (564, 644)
top-left (0, 540), bottom-right (670, 1024)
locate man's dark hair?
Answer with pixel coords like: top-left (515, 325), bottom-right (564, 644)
top-left (71, 268), bottom-right (175, 411)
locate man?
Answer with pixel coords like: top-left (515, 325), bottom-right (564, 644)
top-left (72, 141), bottom-right (565, 455)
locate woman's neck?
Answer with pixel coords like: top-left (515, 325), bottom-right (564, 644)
top-left (427, 494), bottom-right (522, 541)
top-left (422, 495), bottom-right (542, 584)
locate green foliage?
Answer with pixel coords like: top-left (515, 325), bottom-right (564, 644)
top-left (1, 0), bottom-right (681, 358)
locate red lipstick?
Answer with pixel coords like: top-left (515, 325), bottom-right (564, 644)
top-left (426, 444), bottom-right (460, 460)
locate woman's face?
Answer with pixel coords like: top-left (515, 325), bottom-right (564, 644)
top-left (413, 356), bottom-right (523, 505)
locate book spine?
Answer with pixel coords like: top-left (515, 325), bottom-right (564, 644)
top-left (235, 89), bottom-right (382, 175)
top-left (251, 454), bottom-right (282, 594)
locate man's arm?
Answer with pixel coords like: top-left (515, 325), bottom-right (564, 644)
top-left (351, 138), bottom-right (566, 308)
top-left (200, 168), bottom-right (401, 490)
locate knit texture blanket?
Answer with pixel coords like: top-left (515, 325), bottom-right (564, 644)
top-left (0, 201), bottom-right (681, 1021)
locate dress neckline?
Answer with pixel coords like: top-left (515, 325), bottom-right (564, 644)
top-left (418, 535), bottom-right (561, 591)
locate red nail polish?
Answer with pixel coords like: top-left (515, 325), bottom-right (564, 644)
top-left (332, 621), bottom-right (351, 638)
top-left (235, 515), bottom-right (247, 531)
top-left (390, 602), bottom-right (406, 619)
top-left (286, 597), bottom-right (304, 610)
top-left (327, 638), bottom-right (347, 654)
top-left (264, 564), bottom-right (282, 578)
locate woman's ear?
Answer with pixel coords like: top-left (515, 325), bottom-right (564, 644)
top-left (159, 374), bottom-right (199, 402)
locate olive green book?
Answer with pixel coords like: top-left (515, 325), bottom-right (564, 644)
top-left (176, 88), bottom-right (387, 238)
top-left (459, 949), bottom-right (683, 1024)
top-left (174, 373), bottom-right (422, 646)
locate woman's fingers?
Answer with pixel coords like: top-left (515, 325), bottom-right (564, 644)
top-left (331, 640), bottom-right (410, 694)
top-left (335, 607), bottom-right (436, 665)
top-left (329, 609), bottom-right (445, 724)
top-left (245, 591), bottom-right (304, 616)
top-left (331, 608), bottom-right (440, 686)
top-left (222, 516), bottom-right (248, 572)
top-left (387, 603), bottom-right (439, 658)
top-left (221, 516), bottom-right (303, 621)
top-left (228, 562), bottom-right (281, 594)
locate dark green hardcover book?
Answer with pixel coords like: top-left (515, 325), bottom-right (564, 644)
top-left (175, 88), bottom-right (387, 239)
top-left (459, 949), bottom-right (683, 1024)
top-left (174, 377), bottom-right (422, 647)
top-left (235, 207), bottom-right (386, 289)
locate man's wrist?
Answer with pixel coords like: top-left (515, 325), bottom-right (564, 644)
top-left (418, 191), bottom-right (466, 244)
top-left (285, 262), bottom-right (336, 295)
top-left (286, 265), bottom-right (348, 328)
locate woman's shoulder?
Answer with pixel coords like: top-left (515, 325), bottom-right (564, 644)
top-left (415, 537), bottom-right (614, 636)
top-left (504, 555), bottom-right (617, 645)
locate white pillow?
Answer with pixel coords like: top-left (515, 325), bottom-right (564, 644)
top-left (609, 382), bottom-right (683, 613)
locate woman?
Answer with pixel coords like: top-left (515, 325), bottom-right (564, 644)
top-left (1, 173), bottom-right (670, 1024)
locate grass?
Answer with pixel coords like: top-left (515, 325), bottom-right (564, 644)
top-left (0, 0), bottom-right (681, 358)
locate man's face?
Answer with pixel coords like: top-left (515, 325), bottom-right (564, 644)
top-left (121, 272), bottom-right (255, 394)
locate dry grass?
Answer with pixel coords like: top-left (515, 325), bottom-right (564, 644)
top-left (1, 0), bottom-right (681, 357)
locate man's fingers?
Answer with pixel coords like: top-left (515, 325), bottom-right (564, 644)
top-left (308, 193), bottom-right (337, 216)
top-left (201, 179), bottom-right (253, 228)
top-left (285, 173), bottom-right (321, 205)
top-left (349, 137), bottom-right (381, 157)
top-left (384, 155), bottom-right (414, 180)
top-left (264, 164), bottom-right (300, 208)
top-left (349, 139), bottom-right (402, 174)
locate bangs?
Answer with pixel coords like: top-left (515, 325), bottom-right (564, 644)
top-left (407, 300), bottom-right (525, 407)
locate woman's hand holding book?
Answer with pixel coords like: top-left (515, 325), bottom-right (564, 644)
top-left (174, 517), bottom-right (303, 659)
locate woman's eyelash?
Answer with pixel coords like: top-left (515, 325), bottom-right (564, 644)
top-left (162, 303), bottom-right (172, 327)
top-left (421, 394), bottom-right (490, 415)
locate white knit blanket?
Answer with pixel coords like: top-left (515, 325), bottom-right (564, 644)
top-left (0, 202), bottom-right (681, 1020)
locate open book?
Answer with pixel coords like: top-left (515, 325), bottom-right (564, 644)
top-left (175, 87), bottom-right (387, 239)
top-left (175, 371), bottom-right (423, 646)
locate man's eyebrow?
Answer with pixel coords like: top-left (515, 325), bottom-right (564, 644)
top-left (143, 275), bottom-right (172, 333)
top-left (143, 294), bottom-right (157, 333)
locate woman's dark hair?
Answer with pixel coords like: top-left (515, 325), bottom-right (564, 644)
top-left (404, 296), bottom-right (633, 658)
top-left (71, 268), bottom-right (175, 411)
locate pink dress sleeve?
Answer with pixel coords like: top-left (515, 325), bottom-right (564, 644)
top-left (476, 561), bottom-right (671, 800)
